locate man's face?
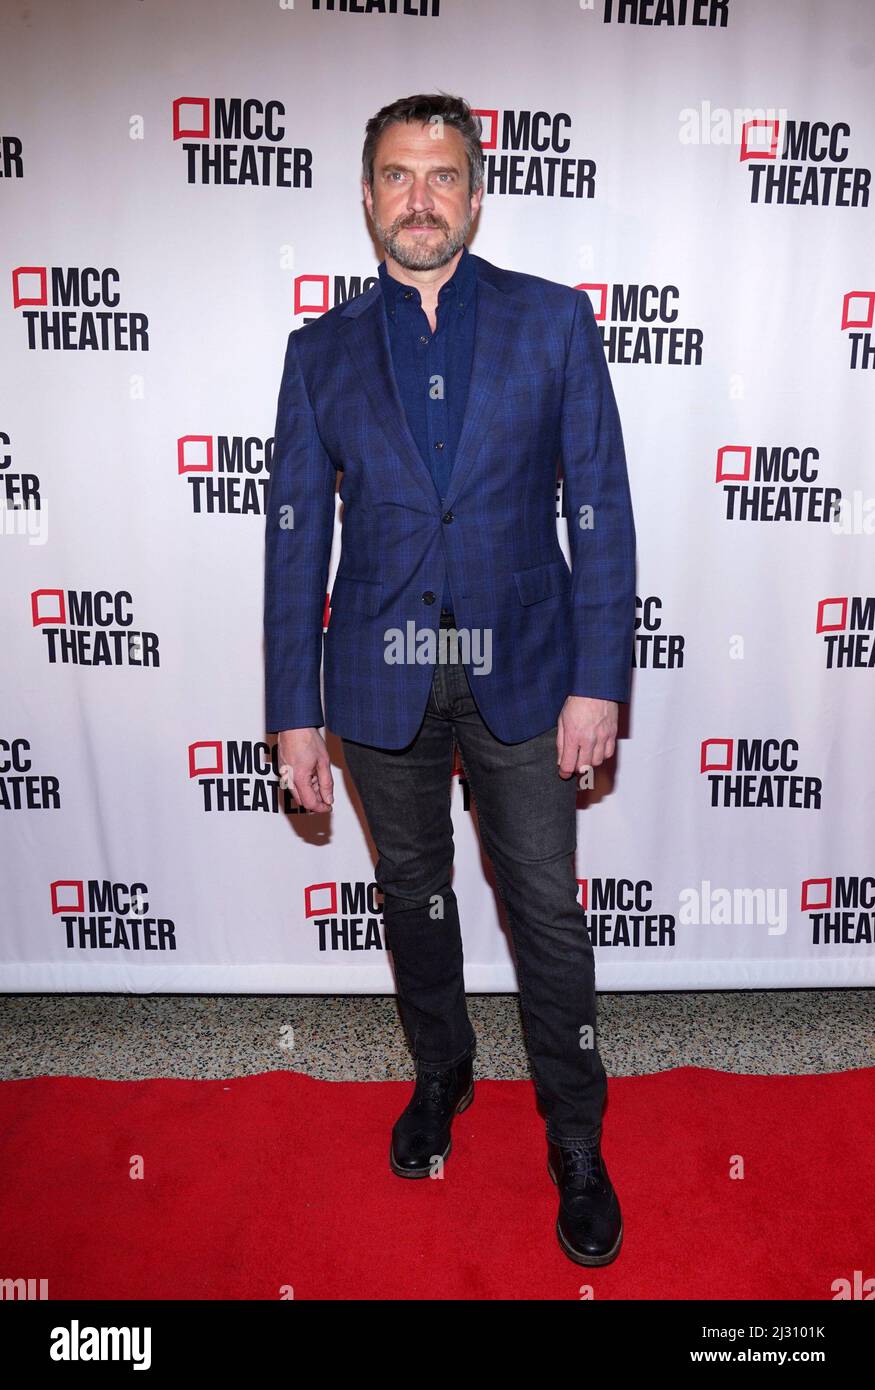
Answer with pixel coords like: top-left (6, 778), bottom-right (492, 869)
top-left (363, 119), bottom-right (482, 272)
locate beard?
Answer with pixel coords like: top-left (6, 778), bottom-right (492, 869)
top-left (374, 207), bottom-right (474, 270)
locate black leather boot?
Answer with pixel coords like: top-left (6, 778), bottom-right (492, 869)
top-left (390, 1055), bottom-right (474, 1178)
top-left (547, 1138), bottom-right (623, 1265)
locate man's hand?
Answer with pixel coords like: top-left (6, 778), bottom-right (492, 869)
top-left (556, 696), bottom-right (618, 779)
top-left (277, 728), bottom-right (334, 813)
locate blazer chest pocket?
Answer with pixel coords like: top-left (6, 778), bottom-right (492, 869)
top-left (329, 574), bottom-right (383, 619)
top-left (513, 558), bottom-right (572, 606)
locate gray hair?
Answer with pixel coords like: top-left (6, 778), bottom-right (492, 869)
top-left (361, 92), bottom-right (484, 196)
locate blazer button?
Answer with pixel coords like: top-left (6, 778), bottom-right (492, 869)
top-left (422, 591), bottom-right (436, 604)
top-left (442, 511), bottom-right (454, 523)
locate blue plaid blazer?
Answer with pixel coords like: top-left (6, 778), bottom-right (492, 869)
top-left (264, 252), bottom-right (636, 749)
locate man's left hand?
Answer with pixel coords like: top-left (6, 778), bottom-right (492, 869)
top-left (557, 696), bottom-right (618, 778)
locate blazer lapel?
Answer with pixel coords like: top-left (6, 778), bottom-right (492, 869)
top-left (341, 296), bottom-right (439, 509)
top-left (443, 276), bottom-right (523, 511)
top-left (340, 264), bottom-right (524, 512)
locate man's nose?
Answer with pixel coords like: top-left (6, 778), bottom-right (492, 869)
top-left (406, 175), bottom-right (435, 213)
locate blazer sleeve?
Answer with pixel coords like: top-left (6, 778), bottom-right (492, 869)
top-left (263, 329), bottom-right (337, 733)
top-left (559, 289), bottom-right (637, 703)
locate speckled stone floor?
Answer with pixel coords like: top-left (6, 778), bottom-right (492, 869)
top-left (0, 991), bottom-right (871, 1081)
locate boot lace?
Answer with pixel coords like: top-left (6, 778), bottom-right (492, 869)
top-left (558, 1142), bottom-right (606, 1195)
top-left (415, 1067), bottom-right (456, 1111)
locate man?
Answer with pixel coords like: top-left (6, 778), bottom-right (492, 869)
top-left (264, 94), bottom-right (636, 1267)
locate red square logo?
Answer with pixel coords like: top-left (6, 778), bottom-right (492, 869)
top-left (816, 598), bottom-right (847, 634)
top-left (173, 98), bottom-right (210, 141)
top-left (700, 739), bottom-right (733, 773)
top-left (188, 741), bottom-right (223, 778)
top-left (739, 120), bottom-right (780, 161)
top-left (801, 878), bottom-right (831, 912)
top-left (305, 882), bottom-right (337, 918)
top-left (716, 445), bottom-right (751, 483)
top-left (51, 880), bottom-right (84, 914)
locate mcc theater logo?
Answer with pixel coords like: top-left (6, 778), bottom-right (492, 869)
top-left (177, 434), bottom-right (273, 515)
top-left (739, 117), bottom-right (870, 205)
top-left (715, 443), bottom-right (841, 523)
top-left (816, 597), bottom-right (875, 670)
top-left (633, 595), bottom-right (685, 670)
top-left (30, 590), bottom-right (160, 667)
top-left (599, 0), bottom-right (729, 25)
top-left (700, 738), bottom-right (822, 809)
top-left (304, 881), bottom-right (386, 952)
top-left (49, 880), bottom-right (178, 953)
top-left (474, 108), bottom-right (596, 198)
top-left (290, 272), bottom-right (378, 321)
top-left (578, 282), bottom-right (703, 364)
top-left (842, 290), bottom-right (875, 371)
top-left (11, 267), bottom-right (148, 351)
top-left (0, 738), bottom-right (61, 811)
top-left (172, 97), bottom-right (312, 186)
top-left (578, 877), bottom-right (676, 948)
top-left (188, 740), bottom-right (304, 813)
top-left (1, 429), bottom-right (43, 535)
top-left (309, 0), bottom-right (442, 19)
top-left (801, 876), bottom-right (875, 946)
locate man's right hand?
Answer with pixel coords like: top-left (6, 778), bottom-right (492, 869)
top-left (277, 728), bottom-right (334, 813)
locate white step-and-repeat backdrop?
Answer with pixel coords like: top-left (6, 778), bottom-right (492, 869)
top-left (2, 0), bottom-right (873, 993)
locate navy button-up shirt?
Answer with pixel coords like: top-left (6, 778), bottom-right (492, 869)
top-left (378, 243), bottom-right (477, 611)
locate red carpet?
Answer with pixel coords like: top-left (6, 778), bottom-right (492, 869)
top-left (1, 1066), bottom-right (872, 1300)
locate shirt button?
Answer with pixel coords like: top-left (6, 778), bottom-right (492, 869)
top-left (442, 511), bottom-right (454, 523)
top-left (403, 290), bottom-right (413, 299)
top-left (421, 591), bottom-right (437, 604)
top-left (419, 335), bottom-right (429, 345)
top-left (434, 441), bottom-right (444, 450)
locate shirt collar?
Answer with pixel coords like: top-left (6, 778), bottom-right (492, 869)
top-left (379, 243), bottom-right (475, 322)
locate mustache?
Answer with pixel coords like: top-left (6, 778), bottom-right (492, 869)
top-left (397, 217), bottom-right (446, 230)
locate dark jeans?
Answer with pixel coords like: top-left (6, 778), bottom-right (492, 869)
top-left (340, 613), bottom-right (608, 1145)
